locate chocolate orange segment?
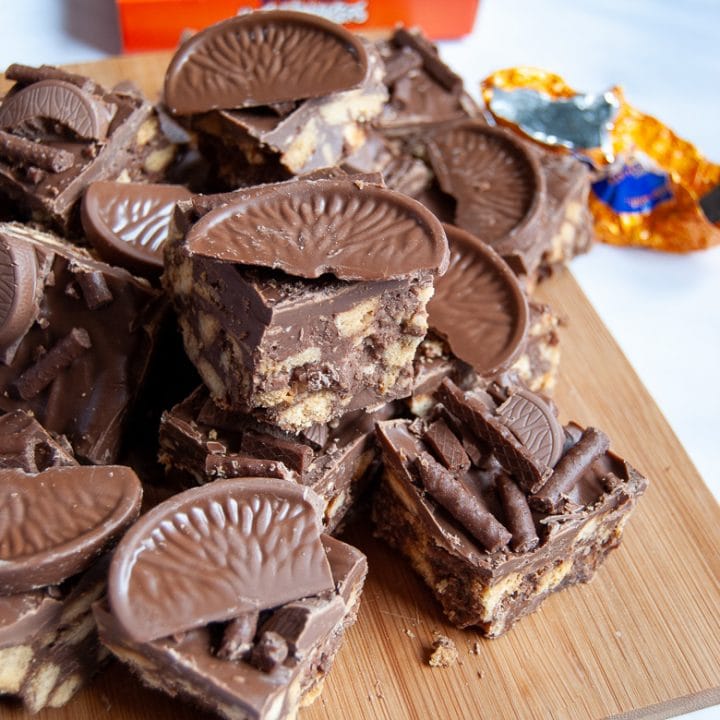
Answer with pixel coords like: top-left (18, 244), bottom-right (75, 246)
top-left (0, 79), bottom-right (113, 141)
top-left (108, 478), bottom-right (335, 643)
top-left (0, 465), bottom-right (142, 593)
top-left (164, 11), bottom-right (368, 115)
top-left (82, 181), bottom-right (193, 275)
top-left (429, 224), bottom-right (529, 376)
top-left (427, 123), bottom-right (544, 251)
top-left (185, 179), bottom-right (449, 281)
top-left (0, 234), bottom-right (38, 349)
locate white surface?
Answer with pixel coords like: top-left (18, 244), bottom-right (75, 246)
top-left (0, 2), bottom-right (718, 719)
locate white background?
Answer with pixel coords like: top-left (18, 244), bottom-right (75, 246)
top-left (0, 2), bottom-right (718, 718)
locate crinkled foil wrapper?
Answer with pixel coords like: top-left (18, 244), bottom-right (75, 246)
top-left (481, 67), bottom-right (720, 252)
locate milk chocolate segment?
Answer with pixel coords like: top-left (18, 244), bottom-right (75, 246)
top-left (184, 179), bottom-right (449, 281)
top-left (81, 181), bottom-right (193, 276)
top-left (426, 123), bottom-right (546, 275)
top-left (496, 388), bottom-right (565, 468)
top-left (164, 11), bottom-right (368, 115)
top-left (240, 431), bottom-right (314, 474)
top-left (0, 235), bottom-right (39, 351)
top-left (428, 224), bottom-right (529, 377)
top-left (0, 465), bottom-right (142, 593)
top-left (108, 478), bottom-right (335, 643)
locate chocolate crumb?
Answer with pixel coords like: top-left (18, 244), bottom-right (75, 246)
top-left (428, 634), bottom-right (458, 668)
top-left (250, 631), bottom-right (289, 673)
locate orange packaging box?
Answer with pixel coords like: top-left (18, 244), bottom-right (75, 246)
top-left (116, 0), bottom-right (480, 52)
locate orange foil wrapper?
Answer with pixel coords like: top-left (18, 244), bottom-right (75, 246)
top-left (482, 67), bottom-right (720, 252)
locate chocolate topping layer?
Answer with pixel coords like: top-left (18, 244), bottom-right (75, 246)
top-left (428, 224), bottom-right (529, 376)
top-left (496, 388), bottom-right (565, 468)
top-left (185, 178), bottom-right (449, 280)
top-left (81, 181), bottom-right (192, 275)
top-left (108, 478), bottom-right (335, 643)
top-left (0, 79), bottom-right (114, 141)
top-left (0, 464), bottom-right (142, 593)
top-left (164, 11), bottom-right (368, 115)
top-left (0, 235), bottom-right (39, 349)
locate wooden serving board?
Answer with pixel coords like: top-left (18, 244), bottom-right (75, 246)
top-left (4, 54), bottom-right (720, 720)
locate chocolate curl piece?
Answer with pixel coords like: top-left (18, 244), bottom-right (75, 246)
top-left (530, 428), bottom-right (611, 514)
top-left (423, 418), bottom-right (471, 473)
top-left (497, 474), bottom-right (539, 553)
top-left (15, 328), bottom-right (92, 400)
top-left (216, 611), bottom-right (259, 662)
top-left (416, 452), bottom-right (511, 553)
top-left (74, 269), bottom-right (113, 310)
top-left (4, 63), bottom-right (102, 94)
top-left (0, 130), bottom-right (74, 173)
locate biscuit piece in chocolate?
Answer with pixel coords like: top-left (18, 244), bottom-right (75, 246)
top-left (165, 178), bottom-right (448, 432)
top-left (81, 181), bottom-right (193, 277)
top-left (373, 384), bottom-right (647, 636)
top-left (0, 66), bottom-right (178, 233)
top-left (158, 385), bottom-right (393, 531)
top-left (0, 222), bottom-right (165, 464)
top-left (0, 453), bottom-right (142, 713)
top-left (96, 479), bottom-right (368, 720)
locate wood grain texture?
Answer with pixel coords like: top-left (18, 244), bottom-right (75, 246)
top-left (2, 54), bottom-right (720, 720)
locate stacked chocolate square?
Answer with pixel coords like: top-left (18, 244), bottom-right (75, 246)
top-left (0, 10), bottom-right (648, 720)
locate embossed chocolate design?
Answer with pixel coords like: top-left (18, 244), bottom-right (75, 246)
top-left (496, 388), bottom-right (565, 468)
top-left (427, 123), bottom-right (544, 249)
top-left (164, 11), bottom-right (368, 115)
top-left (108, 478), bottom-right (335, 643)
top-left (185, 179), bottom-right (449, 280)
top-left (0, 465), bottom-right (142, 593)
top-left (82, 181), bottom-right (193, 274)
top-left (428, 224), bottom-right (529, 376)
top-left (0, 79), bottom-right (113, 141)
top-left (0, 235), bottom-right (38, 349)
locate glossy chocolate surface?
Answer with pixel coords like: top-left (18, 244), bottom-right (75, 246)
top-left (108, 478), bottom-right (335, 643)
top-left (164, 11), bottom-right (368, 115)
top-left (185, 178), bottom-right (449, 281)
top-left (81, 181), bottom-right (193, 275)
top-left (0, 464), bottom-right (142, 593)
top-left (428, 224), bottom-right (529, 377)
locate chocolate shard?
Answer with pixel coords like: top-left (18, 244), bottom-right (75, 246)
top-left (216, 610), bottom-right (259, 662)
top-left (496, 473), bottom-right (539, 553)
top-left (14, 327), bottom-right (92, 400)
top-left (382, 46), bottom-right (423, 86)
top-left (164, 11), bottom-right (369, 115)
top-left (0, 409), bottom-right (77, 472)
top-left (240, 431), bottom-right (314, 474)
top-left (184, 178), bottom-right (450, 281)
top-left (530, 427), bottom-right (611, 514)
top-left (261, 594), bottom-right (345, 662)
top-left (0, 79), bottom-right (115, 142)
top-left (299, 423), bottom-right (330, 451)
top-left (438, 378), bottom-right (549, 493)
top-left (422, 418), bottom-right (470, 473)
top-left (428, 224), bottom-right (530, 377)
top-left (416, 452), bottom-right (511, 553)
top-left (0, 130), bottom-right (74, 173)
top-left (0, 464), bottom-right (142, 593)
top-left (250, 630), bottom-right (290, 673)
top-left (73, 268), bottom-right (113, 309)
top-left (496, 388), bottom-right (565, 468)
top-left (107, 478), bottom-right (335, 643)
top-left (392, 27), bottom-right (463, 94)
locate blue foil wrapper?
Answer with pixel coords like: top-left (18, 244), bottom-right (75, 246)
top-left (489, 87), bottom-right (620, 155)
top-left (592, 155), bottom-right (673, 214)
